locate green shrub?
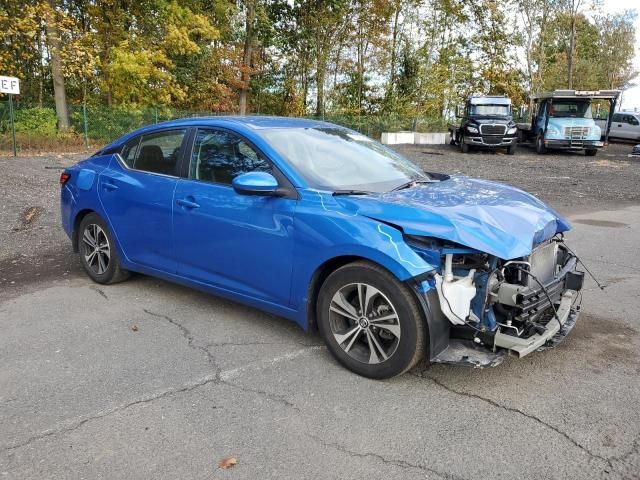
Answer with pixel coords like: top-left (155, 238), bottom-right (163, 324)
top-left (14, 107), bottom-right (58, 136)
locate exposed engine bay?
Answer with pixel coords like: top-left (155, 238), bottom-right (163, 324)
top-left (408, 235), bottom-right (584, 367)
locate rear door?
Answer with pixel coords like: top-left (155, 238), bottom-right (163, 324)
top-left (626, 115), bottom-right (640, 141)
top-left (172, 127), bottom-right (297, 306)
top-left (98, 128), bottom-right (188, 272)
top-left (610, 113), bottom-right (624, 138)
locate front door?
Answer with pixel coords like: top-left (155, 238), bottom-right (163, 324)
top-left (172, 128), bottom-right (297, 306)
top-left (98, 128), bottom-right (188, 272)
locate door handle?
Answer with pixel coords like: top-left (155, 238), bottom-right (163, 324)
top-left (176, 198), bottom-right (201, 209)
top-left (103, 181), bottom-right (118, 191)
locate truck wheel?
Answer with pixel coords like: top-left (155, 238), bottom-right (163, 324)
top-left (535, 133), bottom-right (547, 154)
top-left (585, 149), bottom-right (597, 157)
top-left (460, 136), bottom-right (470, 153)
top-left (507, 143), bottom-right (517, 155)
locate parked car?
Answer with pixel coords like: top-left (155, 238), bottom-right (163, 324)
top-left (60, 117), bottom-right (584, 378)
top-left (608, 112), bottom-right (640, 141)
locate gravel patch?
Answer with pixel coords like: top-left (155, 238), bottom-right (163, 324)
top-left (396, 142), bottom-right (640, 214)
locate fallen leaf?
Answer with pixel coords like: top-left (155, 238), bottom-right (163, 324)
top-left (218, 456), bottom-right (238, 470)
top-left (130, 325), bottom-right (139, 332)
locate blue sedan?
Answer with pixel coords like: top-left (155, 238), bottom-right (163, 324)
top-left (60, 117), bottom-right (584, 378)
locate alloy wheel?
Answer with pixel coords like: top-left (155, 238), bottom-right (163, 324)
top-left (329, 283), bottom-right (401, 364)
top-left (81, 224), bottom-right (110, 275)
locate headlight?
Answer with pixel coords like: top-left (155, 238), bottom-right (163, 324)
top-left (547, 126), bottom-right (559, 135)
top-left (507, 127), bottom-right (517, 135)
top-left (467, 126), bottom-right (479, 134)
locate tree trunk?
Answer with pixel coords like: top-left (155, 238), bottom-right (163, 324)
top-left (568, 15), bottom-right (576, 89)
top-left (389, 0), bottom-right (401, 93)
top-left (239, 0), bottom-right (256, 115)
top-left (45, 1), bottom-right (70, 129)
top-left (316, 60), bottom-right (325, 117)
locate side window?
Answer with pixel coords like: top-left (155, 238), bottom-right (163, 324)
top-left (133, 129), bottom-right (186, 176)
top-left (190, 129), bottom-right (272, 185)
top-left (612, 113), bottom-right (623, 123)
top-left (121, 137), bottom-right (140, 168)
top-left (630, 116), bottom-right (639, 126)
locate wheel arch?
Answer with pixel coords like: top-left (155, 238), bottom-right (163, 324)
top-left (304, 255), bottom-right (433, 338)
top-left (71, 209), bottom-right (97, 252)
top-left (306, 255), bottom-right (365, 331)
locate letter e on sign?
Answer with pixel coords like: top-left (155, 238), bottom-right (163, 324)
top-left (0, 76), bottom-right (20, 95)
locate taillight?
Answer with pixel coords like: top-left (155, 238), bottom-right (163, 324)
top-left (60, 172), bottom-right (71, 186)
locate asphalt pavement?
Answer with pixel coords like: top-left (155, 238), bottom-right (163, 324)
top-left (1, 145), bottom-right (639, 479)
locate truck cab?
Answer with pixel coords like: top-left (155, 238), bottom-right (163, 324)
top-left (518, 90), bottom-right (620, 157)
top-left (448, 96), bottom-right (518, 154)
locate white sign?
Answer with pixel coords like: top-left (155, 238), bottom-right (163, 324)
top-left (0, 76), bottom-right (20, 95)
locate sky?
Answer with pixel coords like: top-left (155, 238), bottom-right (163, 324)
top-left (602, 0), bottom-right (640, 111)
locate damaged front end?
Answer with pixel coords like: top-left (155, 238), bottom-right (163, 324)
top-left (407, 235), bottom-right (584, 368)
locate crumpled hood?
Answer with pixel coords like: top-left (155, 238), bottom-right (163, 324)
top-left (335, 176), bottom-right (571, 260)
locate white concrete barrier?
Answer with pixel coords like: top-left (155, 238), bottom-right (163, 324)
top-left (414, 132), bottom-right (448, 145)
top-left (380, 131), bottom-right (416, 145)
top-left (380, 131), bottom-right (448, 145)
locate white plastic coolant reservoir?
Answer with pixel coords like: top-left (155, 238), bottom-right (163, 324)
top-left (434, 254), bottom-right (477, 325)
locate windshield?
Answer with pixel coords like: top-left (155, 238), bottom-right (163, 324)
top-left (549, 101), bottom-right (592, 118)
top-left (470, 104), bottom-right (511, 116)
top-left (260, 127), bottom-right (430, 192)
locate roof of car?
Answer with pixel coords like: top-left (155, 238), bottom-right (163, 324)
top-left (147, 115), bottom-right (335, 130)
top-left (468, 96), bottom-right (511, 105)
top-left (97, 115), bottom-right (343, 155)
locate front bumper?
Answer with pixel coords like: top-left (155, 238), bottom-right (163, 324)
top-left (494, 290), bottom-right (579, 357)
top-left (545, 139), bottom-right (603, 150)
top-left (467, 135), bottom-right (517, 147)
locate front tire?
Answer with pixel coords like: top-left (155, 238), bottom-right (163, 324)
top-left (585, 149), bottom-right (597, 157)
top-left (317, 261), bottom-right (427, 379)
top-left (78, 213), bottom-right (130, 284)
top-left (507, 142), bottom-right (517, 155)
top-left (460, 135), bottom-right (470, 153)
top-left (535, 133), bottom-right (547, 154)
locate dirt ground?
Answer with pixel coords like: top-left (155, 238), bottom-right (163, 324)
top-left (395, 142), bottom-right (640, 214)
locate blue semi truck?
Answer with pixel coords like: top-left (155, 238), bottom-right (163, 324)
top-left (516, 90), bottom-right (620, 157)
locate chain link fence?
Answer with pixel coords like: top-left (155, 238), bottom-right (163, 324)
top-left (0, 101), bottom-right (448, 154)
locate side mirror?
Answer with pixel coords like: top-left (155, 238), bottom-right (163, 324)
top-left (232, 171), bottom-right (281, 196)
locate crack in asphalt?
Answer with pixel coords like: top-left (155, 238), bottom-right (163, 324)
top-left (220, 379), bottom-right (299, 410)
top-left (411, 371), bottom-right (614, 471)
top-left (307, 434), bottom-right (467, 480)
top-left (0, 312), bottom-right (322, 455)
top-left (89, 286), bottom-right (108, 300)
top-left (0, 373), bottom-right (220, 454)
top-left (608, 435), bottom-right (640, 467)
top-left (206, 340), bottom-right (323, 348)
top-left (581, 256), bottom-right (640, 274)
top-left (143, 309), bottom-right (217, 367)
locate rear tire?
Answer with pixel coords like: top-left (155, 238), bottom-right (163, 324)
top-left (535, 133), bottom-right (547, 154)
top-left (78, 213), bottom-right (130, 285)
top-left (317, 261), bottom-right (427, 379)
top-left (585, 149), bottom-right (597, 157)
